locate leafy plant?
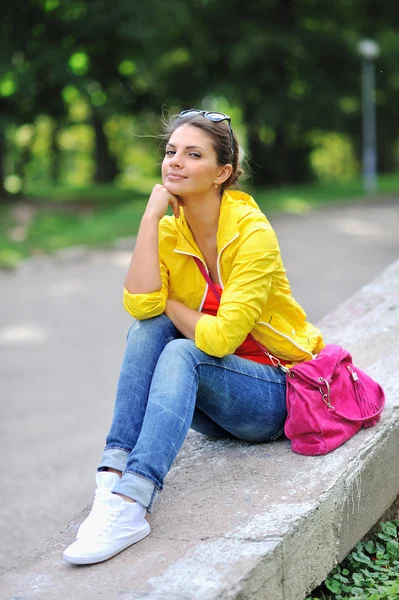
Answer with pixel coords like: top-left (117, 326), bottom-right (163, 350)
top-left (305, 520), bottom-right (399, 600)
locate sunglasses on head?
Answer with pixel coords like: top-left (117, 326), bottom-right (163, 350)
top-left (178, 109), bottom-right (234, 158)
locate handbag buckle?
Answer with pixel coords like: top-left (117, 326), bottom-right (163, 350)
top-left (264, 350), bottom-right (290, 373)
top-left (318, 377), bottom-right (332, 409)
top-left (347, 366), bottom-right (359, 381)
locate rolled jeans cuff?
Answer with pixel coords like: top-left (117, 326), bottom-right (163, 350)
top-left (98, 447), bottom-right (129, 473)
top-left (98, 448), bottom-right (160, 513)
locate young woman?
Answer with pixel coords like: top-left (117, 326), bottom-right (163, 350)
top-left (63, 109), bottom-right (324, 565)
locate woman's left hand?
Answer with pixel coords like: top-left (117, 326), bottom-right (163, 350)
top-left (165, 300), bottom-right (203, 341)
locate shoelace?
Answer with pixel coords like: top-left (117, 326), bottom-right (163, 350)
top-left (78, 489), bottom-right (124, 539)
top-left (93, 503), bottom-right (124, 537)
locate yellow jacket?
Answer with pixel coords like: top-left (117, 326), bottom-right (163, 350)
top-left (124, 190), bottom-right (324, 363)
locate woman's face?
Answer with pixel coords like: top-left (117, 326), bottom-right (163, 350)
top-left (162, 124), bottom-right (224, 196)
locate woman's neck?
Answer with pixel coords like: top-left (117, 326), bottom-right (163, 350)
top-left (181, 191), bottom-right (222, 246)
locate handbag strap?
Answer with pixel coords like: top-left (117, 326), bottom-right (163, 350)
top-left (193, 256), bottom-right (289, 371)
top-left (329, 404), bottom-right (384, 423)
top-left (315, 375), bottom-right (385, 423)
top-left (193, 256), bottom-right (221, 301)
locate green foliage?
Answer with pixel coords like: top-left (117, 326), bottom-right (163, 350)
top-left (2, 0), bottom-right (399, 193)
top-left (0, 72), bottom-right (17, 97)
top-left (305, 520), bottom-right (399, 600)
top-left (309, 132), bottom-right (360, 181)
top-left (68, 51), bottom-right (90, 76)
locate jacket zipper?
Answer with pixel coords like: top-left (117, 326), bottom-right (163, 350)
top-left (216, 233), bottom-right (239, 288)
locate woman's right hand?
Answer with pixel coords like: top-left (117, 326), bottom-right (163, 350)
top-left (144, 184), bottom-right (182, 221)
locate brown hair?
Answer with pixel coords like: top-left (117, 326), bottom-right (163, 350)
top-left (161, 112), bottom-right (243, 194)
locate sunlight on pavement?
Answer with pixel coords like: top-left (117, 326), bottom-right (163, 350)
top-left (334, 219), bottom-right (388, 238)
top-left (45, 280), bottom-right (83, 297)
top-left (0, 324), bottom-right (49, 344)
top-left (108, 251), bottom-right (132, 267)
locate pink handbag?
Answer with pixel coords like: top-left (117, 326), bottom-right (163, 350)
top-left (193, 257), bottom-right (386, 455)
top-left (284, 344), bottom-right (385, 455)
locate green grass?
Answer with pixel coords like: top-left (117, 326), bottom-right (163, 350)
top-left (23, 182), bottom-right (147, 206)
top-left (1, 173), bottom-right (398, 269)
top-left (0, 197), bottom-right (148, 269)
top-left (250, 172), bottom-right (399, 215)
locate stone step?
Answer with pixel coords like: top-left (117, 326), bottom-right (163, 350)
top-left (2, 260), bottom-right (398, 600)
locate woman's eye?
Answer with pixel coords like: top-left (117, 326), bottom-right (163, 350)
top-left (165, 150), bottom-right (175, 156)
top-left (189, 153), bottom-right (201, 158)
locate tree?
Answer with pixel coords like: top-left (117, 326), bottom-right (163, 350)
top-left (2, 0), bottom-right (399, 193)
top-left (0, 1), bottom-right (74, 197)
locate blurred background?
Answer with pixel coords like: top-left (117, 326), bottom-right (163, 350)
top-left (1, 0), bottom-right (399, 267)
top-left (1, 0), bottom-right (399, 573)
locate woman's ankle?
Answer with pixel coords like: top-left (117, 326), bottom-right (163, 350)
top-left (114, 492), bottom-right (136, 503)
top-left (103, 470), bottom-right (136, 503)
top-left (104, 467), bottom-right (122, 478)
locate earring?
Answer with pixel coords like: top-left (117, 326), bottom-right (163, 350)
top-left (214, 184), bottom-right (218, 189)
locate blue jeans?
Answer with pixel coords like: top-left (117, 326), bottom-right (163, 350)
top-left (99, 315), bottom-right (287, 512)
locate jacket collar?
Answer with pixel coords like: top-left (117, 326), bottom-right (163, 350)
top-left (174, 190), bottom-right (259, 255)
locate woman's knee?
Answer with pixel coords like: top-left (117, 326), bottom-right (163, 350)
top-left (154, 339), bottom-right (201, 377)
top-left (160, 338), bottom-right (198, 361)
top-left (127, 314), bottom-right (178, 344)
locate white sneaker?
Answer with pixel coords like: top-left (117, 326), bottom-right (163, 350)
top-left (63, 472), bottom-right (151, 565)
top-left (75, 471), bottom-right (119, 541)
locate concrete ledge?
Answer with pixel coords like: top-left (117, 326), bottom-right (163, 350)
top-left (3, 260), bottom-right (399, 600)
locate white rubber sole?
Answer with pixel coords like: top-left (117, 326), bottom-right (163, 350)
top-left (63, 521), bottom-right (151, 565)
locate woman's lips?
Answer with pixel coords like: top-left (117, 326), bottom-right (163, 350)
top-left (167, 173), bottom-right (186, 180)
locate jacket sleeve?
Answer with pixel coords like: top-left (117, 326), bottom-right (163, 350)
top-left (123, 247), bottom-right (170, 321)
top-left (195, 225), bottom-right (279, 357)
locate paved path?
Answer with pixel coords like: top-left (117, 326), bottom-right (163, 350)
top-left (1, 197), bottom-right (398, 570)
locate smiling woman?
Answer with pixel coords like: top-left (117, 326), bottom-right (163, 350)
top-left (162, 125), bottom-right (232, 201)
top-left (63, 109), bottom-right (324, 566)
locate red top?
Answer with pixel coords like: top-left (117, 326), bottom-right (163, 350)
top-left (201, 283), bottom-right (289, 367)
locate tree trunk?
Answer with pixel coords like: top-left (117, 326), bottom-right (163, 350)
top-left (15, 144), bottom-right (32, 183)
top-left (50, 122), bottom-right (62, 184)
top-left (377, 125), bottom-right (397, 174)
top-left (0, 129), bottom-right (9, 202)
top-left (92, 115), bottom-right (119, 184)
